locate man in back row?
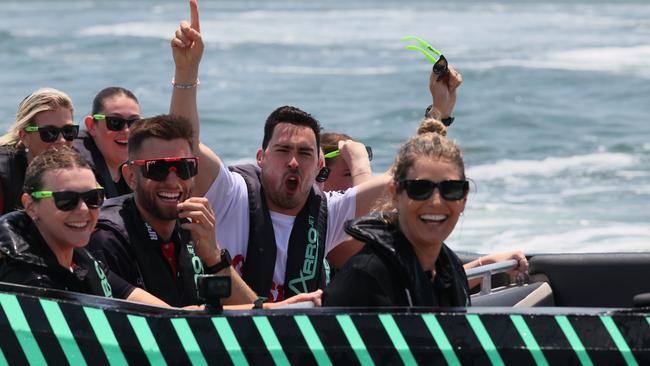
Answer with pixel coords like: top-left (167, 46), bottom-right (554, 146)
top-left (167, 0), bottom-right (462, 302)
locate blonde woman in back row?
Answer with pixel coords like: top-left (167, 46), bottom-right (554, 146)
top-left (0, 88), bottom-right (79, 214)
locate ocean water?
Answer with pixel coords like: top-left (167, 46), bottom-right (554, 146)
top-left (0, 0), bottom-right (648, 254)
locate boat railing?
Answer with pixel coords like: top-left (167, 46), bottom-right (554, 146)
top-left (465, 259), bottom-right (518, 295)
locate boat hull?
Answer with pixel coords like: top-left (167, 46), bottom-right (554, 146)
top-left (1, 284), bottom-right (649, 365)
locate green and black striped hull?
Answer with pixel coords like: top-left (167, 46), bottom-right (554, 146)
top-left (1, 284), bottom-right (649, 365)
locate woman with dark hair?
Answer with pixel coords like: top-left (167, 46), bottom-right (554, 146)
top-left (74, 87), bottom-right (141, 198)
top-left (0, 146), bottom-right (167, 305)
top-left (323, 119), bottom-right (473, 307)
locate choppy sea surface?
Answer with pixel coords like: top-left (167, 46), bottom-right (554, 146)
top-left (1, 0), bottom-right (648, 254)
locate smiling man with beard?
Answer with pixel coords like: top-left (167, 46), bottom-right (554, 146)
top-left (86, 114), bottom-right (257, 307)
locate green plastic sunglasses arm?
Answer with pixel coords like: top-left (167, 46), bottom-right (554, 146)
top-left (23, 124), bottom-right (79, 132)
top-left (323, 150), bottom-right (341, 159)
top-left (31, 186), bottom-right (104, 199)
top-left (31, 191), bottom-right (53, 199)
top-left (401, 35), bottom-right (444, 64)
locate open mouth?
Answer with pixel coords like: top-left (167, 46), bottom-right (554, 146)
top-left (157, 191), bottom-right (182, 202)
top-left (65, 221), bottom-right (90, 230)
top-left (114, 139), bottom-right (128, 146)
top-left (285, 175), bottom-right (300, 192)
top-left (419, 214), bottom-right (447, 224)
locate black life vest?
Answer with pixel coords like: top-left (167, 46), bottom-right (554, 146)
top-left (344, 214), bottom-right (470, 307)
top-left (229, 164), bottom-right (329, 298)
top-left (73, 131), bottom-right (131, 198)
top-left (95, 194), bottom-right (204, 306)
top-left (0, 211), bottom-right (112, 297)
top-left (0, 146), bottom-right (28, 215)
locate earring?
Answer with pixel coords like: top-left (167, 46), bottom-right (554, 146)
top-left (316, 167), bottom-right (330, 183)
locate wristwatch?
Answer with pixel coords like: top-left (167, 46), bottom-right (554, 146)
top-left (425, 104), bottom-right (454, 126)
top-left (441, 116), bottom-right (455, 127)
top-left (204, 249), bottom-right (231, 274)
top-left (252, 297), bottom-right (266, 309)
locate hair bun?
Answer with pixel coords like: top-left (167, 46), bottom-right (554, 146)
top-left (417, 117), bottom-right (447, 137)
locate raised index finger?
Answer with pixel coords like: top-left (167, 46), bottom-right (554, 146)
top-left (190, 0), bottom-right (200, 32)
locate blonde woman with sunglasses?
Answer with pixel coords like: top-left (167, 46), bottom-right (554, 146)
top-left (0, 88), bottom-right (79, 214)
top-left (323, 120), bottom-right (473, 307)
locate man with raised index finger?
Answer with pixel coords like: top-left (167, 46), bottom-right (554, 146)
top-left (168, 0), bottom-right (461, 303)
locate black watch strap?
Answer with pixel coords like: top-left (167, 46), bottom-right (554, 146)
top-left (425, 104), bottom-right (453, 125)
top-left (441, 116), bottom-right (455, 127)
top-left (252, 297), bottom-right (266, 309)
top-left (204, 249), bottom-right (231, 274)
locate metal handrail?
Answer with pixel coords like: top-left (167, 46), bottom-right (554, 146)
top-left (465, 259), bottom-right (518, 295)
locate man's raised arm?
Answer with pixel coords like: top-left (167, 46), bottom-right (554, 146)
top-left (170, 0), bottom-right (222, 197)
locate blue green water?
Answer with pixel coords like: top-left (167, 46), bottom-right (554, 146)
top-left (1, 0), bottom-right (648, 253)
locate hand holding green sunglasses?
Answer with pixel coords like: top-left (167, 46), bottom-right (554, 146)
top-left (401, 35), bottom-right (449, 81)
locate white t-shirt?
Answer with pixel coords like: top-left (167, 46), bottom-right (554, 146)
top-left (205, 164), bottom-right (357, 302)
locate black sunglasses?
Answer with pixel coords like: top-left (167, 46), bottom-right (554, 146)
top-left (24, 124), bottom-right (79, 143)
top-left (130, 157), bottom-right (199, 181)
top-left (398, 179), bottom-right (468, 201)
top-left (432, 55), bottom-right (449, 81)
top-left (93, 114), bottom-right (140, 131)
top-left (31, 188), bottom-right (105, 211)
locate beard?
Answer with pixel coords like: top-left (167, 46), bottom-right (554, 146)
top-left (261, 169), bottom-right (310, 211)
top-left (134, 176), bottom-right (190, 221)
top-left (266, 187), bottom-right (303, 210)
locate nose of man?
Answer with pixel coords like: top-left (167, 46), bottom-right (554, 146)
top-left (166, 167), bottom-right (182, 182)
top-left (287, 156), bottom-right (299, 169)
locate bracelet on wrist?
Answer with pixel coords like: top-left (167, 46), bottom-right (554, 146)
top-left (172, 78), bottom-right (200, 89)
top-left (424, 104), bottom-right (442, 120)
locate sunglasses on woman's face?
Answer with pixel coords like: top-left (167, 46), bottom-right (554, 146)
top-left (24, 124), bottom-right (79, 143)
top-left (31, 188), bottom-right (105, 211)
top-left (129, 157), bottom-right (199, 182)
top-left (93, 114), bottom-right (140, 131)
top-left (398, 179), bottom-right (468, 201)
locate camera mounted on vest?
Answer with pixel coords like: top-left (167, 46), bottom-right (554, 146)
top-left (197, 274), bottom-right (231, 312)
